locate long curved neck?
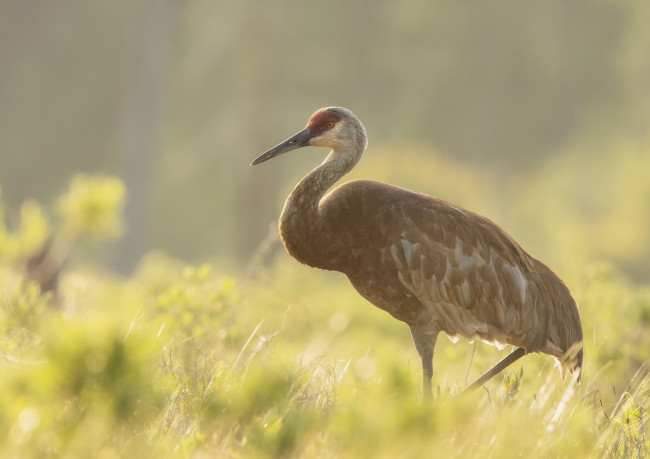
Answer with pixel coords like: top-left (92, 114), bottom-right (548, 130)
top-left (278, 148), bottom-right (360, 270)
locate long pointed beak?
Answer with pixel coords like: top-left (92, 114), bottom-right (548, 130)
top-left (251, 127), bottom-right (313, 166)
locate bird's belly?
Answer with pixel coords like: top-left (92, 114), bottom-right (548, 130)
top-left (346, 271), bottom-right (430, 325)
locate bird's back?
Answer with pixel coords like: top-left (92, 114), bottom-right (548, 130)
top-left (319, 179), bottom-right (583, 375)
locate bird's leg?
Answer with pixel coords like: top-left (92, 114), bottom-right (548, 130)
top-left (409, 326), bottom-right (439, 398)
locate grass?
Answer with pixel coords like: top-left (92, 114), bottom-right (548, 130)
top-left (2, 149), bottom-right (650, 457)
top-left (1, 252), bottom-right (649, 458)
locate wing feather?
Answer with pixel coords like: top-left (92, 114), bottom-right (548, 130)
top-left (380, 197), bottom-right (552, 350)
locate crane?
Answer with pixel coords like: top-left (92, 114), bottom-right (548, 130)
top-left (251, 107), bottom-right (583, 397)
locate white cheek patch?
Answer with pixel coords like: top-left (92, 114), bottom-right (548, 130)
top-left (310, 123), bottom-right (345, 147)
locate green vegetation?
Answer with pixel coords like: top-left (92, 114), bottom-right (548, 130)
top-left (1, 168), bottom-right (649, 458)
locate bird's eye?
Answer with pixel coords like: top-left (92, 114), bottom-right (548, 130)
top-left (326, 122), bottom-right (335, 128)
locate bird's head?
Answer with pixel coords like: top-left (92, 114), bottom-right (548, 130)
top-left (251, 107), bottom-right (367, 166)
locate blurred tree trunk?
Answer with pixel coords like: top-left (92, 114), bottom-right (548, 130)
top-left (111, 0), bottom-right (179, 274)
top-left (237, 0), bottom-right (276, 261)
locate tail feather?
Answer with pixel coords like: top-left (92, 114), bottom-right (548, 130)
top-left (559, 340), bottom-right (583, 382)
top-left (532, 260), bottom-right (583, 381)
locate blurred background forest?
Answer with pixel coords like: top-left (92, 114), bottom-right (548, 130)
top-left (1, 0), bottom-right (649, 279)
